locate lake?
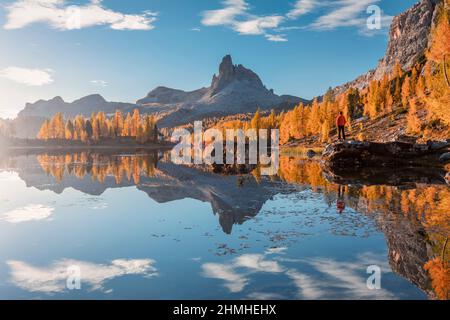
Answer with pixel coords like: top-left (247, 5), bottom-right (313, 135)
top-left (0, 150), bottom-right (448, 300)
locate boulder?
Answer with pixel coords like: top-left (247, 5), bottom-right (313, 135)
top-left (306, 149), bottom-right (317, 158)
top-left (322, 140), bottom-right (443, 169)
top-left (427, 140), bottom-right (450, 151)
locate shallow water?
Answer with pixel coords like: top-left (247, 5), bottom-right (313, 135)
top-left (0, 151), bottom-right (448, 299)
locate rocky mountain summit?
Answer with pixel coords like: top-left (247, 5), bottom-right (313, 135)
top-left (137, 55), bottom-right (305, 127)
top-left (210, 55), bottom-right (264, 96)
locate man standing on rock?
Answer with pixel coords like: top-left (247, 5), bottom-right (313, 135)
top-left (336, 112), bottom-right (347, 140)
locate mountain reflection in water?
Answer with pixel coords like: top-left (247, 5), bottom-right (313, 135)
top-left (0, 150), bottom-right (448, 300)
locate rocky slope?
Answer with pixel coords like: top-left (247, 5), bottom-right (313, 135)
top-left (335, 0), bottom-right (441, 92)
top-left (137, 55), bottom-right (306, 127)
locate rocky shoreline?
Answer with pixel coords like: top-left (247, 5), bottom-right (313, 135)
top-left (322, 140), bottom-right (449, 167)
top-left (320, 140), bottom-right (450, 185)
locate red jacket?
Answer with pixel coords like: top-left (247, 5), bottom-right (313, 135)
top-left (336, 115), bottom-right (347, 127)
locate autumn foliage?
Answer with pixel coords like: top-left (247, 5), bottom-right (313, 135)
top-left (38, 109), bottom-right (158, 144)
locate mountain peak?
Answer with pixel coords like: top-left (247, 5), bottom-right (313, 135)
top-left (210, 55), bottom-right (264, 96)
top-left (51, 96), bottom-right (65, 103)
top-left (73, 94), bottom-right (106, 104)
top-left (219, 54), bottom-right (233, 75)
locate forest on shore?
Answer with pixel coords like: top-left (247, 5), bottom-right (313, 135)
top-left (36, 109), bottom-right (159, 145)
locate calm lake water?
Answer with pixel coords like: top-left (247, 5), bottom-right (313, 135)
top-left (0, 150), bottom-right (448, 300)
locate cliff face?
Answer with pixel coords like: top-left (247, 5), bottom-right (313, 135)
top-left (336, 0), bottom-right (442, 92)
top-left (210, 55), bottom-right (265, 96)
top-left (373, 0), bottom-right (440, 80)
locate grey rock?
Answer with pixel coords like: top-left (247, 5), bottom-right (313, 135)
top-left (322, 140), bottom-right (442, 169)
top-left (136, 55), bottom-right (307, 127)
top-left (373, 0), bottom-right (439, 80)
top-left (439, 152), bottom-right (450, 163)
top-left (335, 0), bottom-right (441, 92)
top-left (306, 149), bottom-right (317, 158)
top-left (427, 140), bottom-right (450, 150)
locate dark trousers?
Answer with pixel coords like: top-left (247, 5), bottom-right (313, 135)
top-left (338, 126), bottom-right (346, 140)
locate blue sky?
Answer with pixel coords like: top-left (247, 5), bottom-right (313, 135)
top-left (0, 0), bottom-right (418, 118)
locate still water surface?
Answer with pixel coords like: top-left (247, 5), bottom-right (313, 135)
top-left (0, 150), bottom-right (448, 299)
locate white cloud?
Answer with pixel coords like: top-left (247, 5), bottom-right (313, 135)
top-left (246, 292), bottom-right (285, 300)
top-left (4, 0), bottom-right (157, 31)
top-left (304, 256), bottom-right (396, 299)
top-left (234, 254), bottom-right (284, 272)
top-left (202, 253), bottom-right (284, 293)
top-left (90, 80), bottom-right (108, 87)
top-left (7, 258), bottom-right (158, 293)
top-left (233, 15), bottom-right (284, 35)
top-left (202, 0), bottom-right (248, 26)
top-left (202, 251), bottom-right (400, 299)
top-left (287, 0), bottom-right (318, 19)
top-left (358, 15), bottom-right (393, 37)
top-left (286, 269), bottom-right (326, 299)
top-left (200, 0), bottom-right (389, 41)
top-left (265, 34), bottom-right (288, 42)
top-left (266, 247), bottom-right (288, 255)
top-left (202, 263), bottom-right (248, 293)
top-left (0, 204), bottom-right (54, 223)
top-left (190, 27), bottom-right (201, 32)
top-left (310, 0), bottom-right (381, 30)
top-left (0, 67), bottom-right (54, 86)
top-left (201, 0), bottom-right (285, 41)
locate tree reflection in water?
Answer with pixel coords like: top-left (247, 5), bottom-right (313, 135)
top-left (11, 152), bottom-right (450, 299)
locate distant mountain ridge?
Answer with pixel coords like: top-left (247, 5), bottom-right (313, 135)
top-left (18, 94), bottom-right (136, 118)
top-left (14, 55), bottom-right (305, 137)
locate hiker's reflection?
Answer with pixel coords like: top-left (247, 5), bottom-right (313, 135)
top-left (336, 185), bottom-right (346, 214)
